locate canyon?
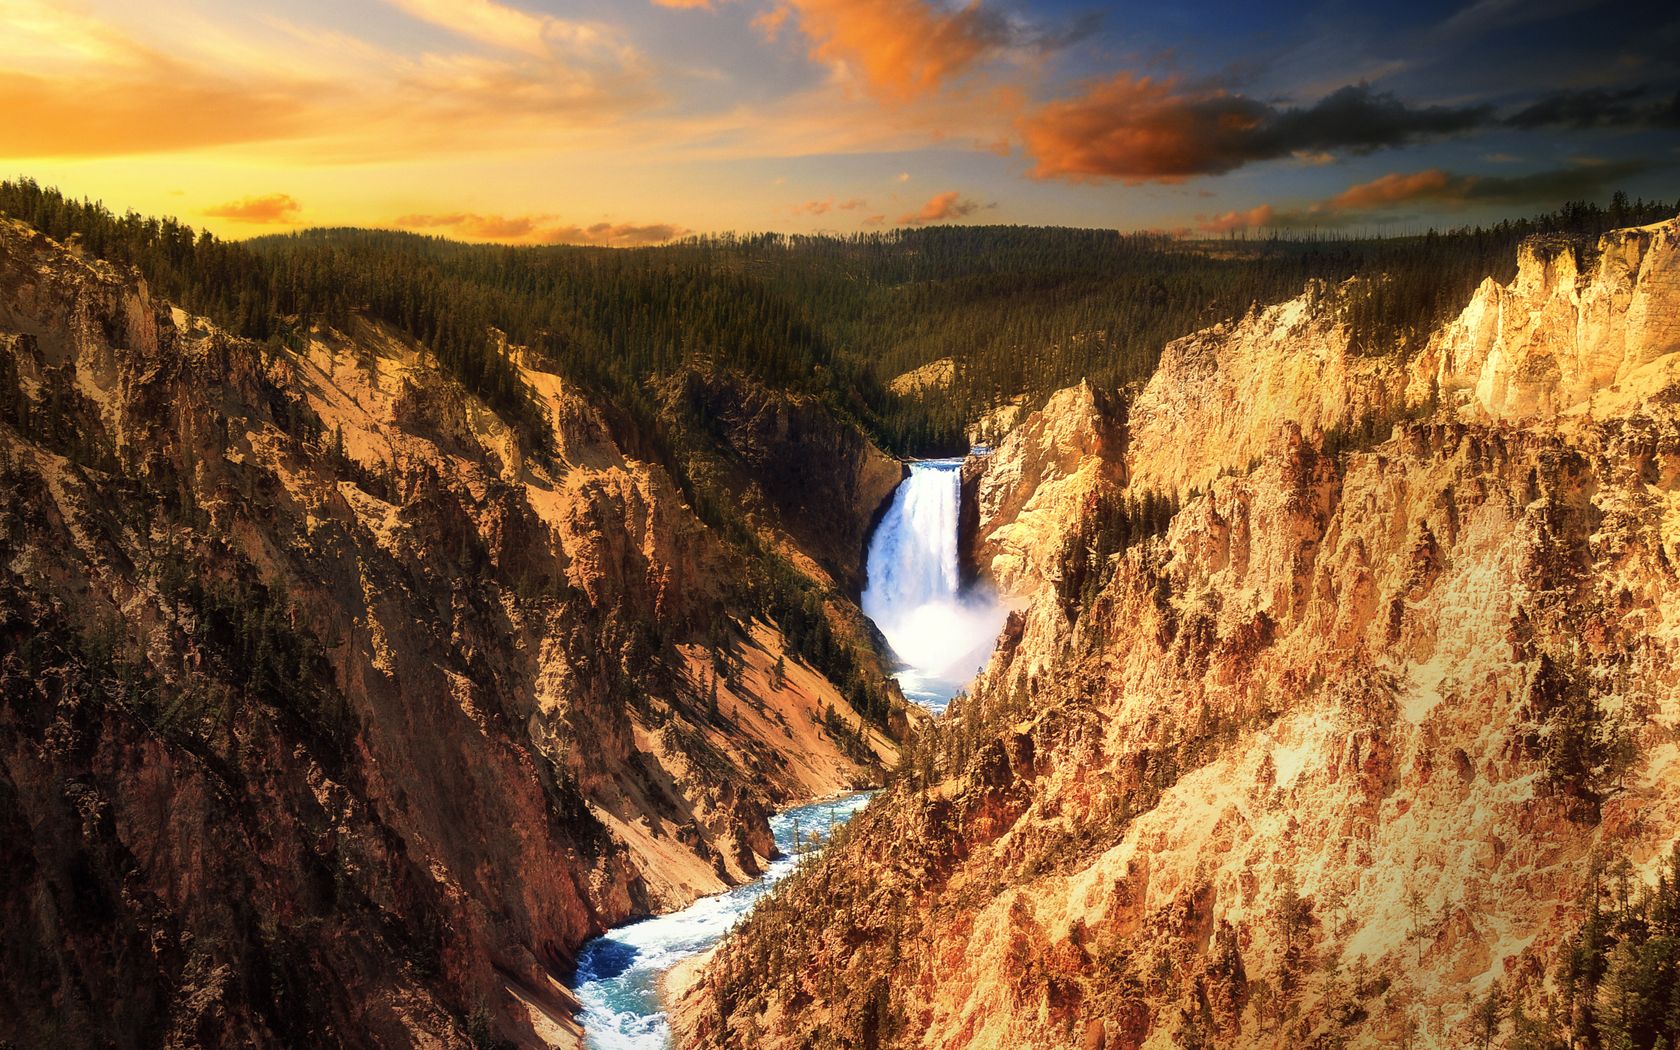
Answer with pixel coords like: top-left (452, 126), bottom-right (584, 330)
top-left (0, 216), bottom-right (915, 1049)
top-left (4, 197), bottom-right (1679, 1050)
top-left (673, 218), bottom-right (1680, 1049)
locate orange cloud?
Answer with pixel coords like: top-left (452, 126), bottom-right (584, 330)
top-left (898, 190), bottom-right (986, 225)
top-left (751, 6), bottom-right (792, 37)
top-left (1325, 169), bottom-right (1459, 210)
top-left (0, 0), bottom-right (654, 166)
top-left (1196, 204), bottom-right (1274, 233)
top-left (1316, 162), bottom-right (1649, 215)
top-left (1021, 75), bottom-right (1260, 183)
top-left (395, 212), bottom-right (542, 239)
top-left (394, 212), bottom-right (688, 245)
top-left (0, 2), bottom-right (315, 158)
top-left (383, 0), bottom-right (562, 58)
top-left (0, 68), bottom-right (314, 158)
top-left (1192, 159), bottom-right (1649, 235)
top-left (761, 0), bottom-right (1004, 101)
top-left (204, 193), bottom-right (302, 224)
top-left (543, 221), bottom-right (690, 246)
top-left (652, 0), bottom-right (716, 7)
top-left (794, 197), bottom-right (869, 215)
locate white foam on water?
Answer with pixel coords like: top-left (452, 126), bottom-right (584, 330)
top-left (861, 458), bottom-right (1008, 711)
top-left (573, 458), bottom-right (1005, 1046)
top-left (572, 793), bottom-right (872, 1048)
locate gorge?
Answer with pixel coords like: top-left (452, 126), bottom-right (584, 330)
top-left (573, 453), bottom-right (1008, 1047)
top-left (3, 173), bottom-right (1679, 1050)
top-left (672, 216), bottom-right (1680, 1050)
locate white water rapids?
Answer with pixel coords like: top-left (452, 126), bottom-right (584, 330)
top-left (571, 456), bottom-right (1003, 1047)
top-left (572, 794), bottom-right (872, 1049)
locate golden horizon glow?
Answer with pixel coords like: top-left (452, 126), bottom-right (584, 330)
top-left (2, 0), bottom-right (1671, 244)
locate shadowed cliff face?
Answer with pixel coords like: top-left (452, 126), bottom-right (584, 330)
top-left (657, 368), bottom-right (906, 597)
top-left (674, 219), bottom-right (1680, 1050)
top-left (0, 219), bottom-right (909, 1049)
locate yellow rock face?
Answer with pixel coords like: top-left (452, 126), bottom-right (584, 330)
top-left (0, 216), bottom-right (906, 1049)
top-left (677, 218), bottom-right (1680, 1050)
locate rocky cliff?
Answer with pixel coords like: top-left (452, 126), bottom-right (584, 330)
top-left (0, 218), bottom-right (909, 1049)
top-left (655, 368), bottom-right (905, 596)
top-left (674, 218), bottom-right (1680, 1049)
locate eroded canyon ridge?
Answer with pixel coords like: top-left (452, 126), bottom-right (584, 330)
top-left (0, 199), bottom-right (914, 1047)
top-left (674, 220), bottom-right (1680, 1049)
top-left (1, 182), bottom-right (1678, 1050)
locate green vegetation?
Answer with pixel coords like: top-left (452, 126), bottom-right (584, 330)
top-left (1508, 848), bottom-right (1680, 1050)
top-left (1525, 652), bottom-right (1639, 822)
top-left (6, 177), bottom-right (1672, 459)
top-left (1055, 485), bottom-right (1180, 616)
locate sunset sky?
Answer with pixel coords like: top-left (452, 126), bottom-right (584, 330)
top-left (3, 0), bottom-right (1676, 244)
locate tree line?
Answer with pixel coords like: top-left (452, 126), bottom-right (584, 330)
top-left (3, 178), bottom-right (1673, 459)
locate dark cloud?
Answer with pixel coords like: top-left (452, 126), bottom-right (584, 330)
top-left (1505, 85), bottom-right (1680, 129)
top-left (1448, 160), bottom-right (1656, 203)
top-left (1208, 160), bottom-right (1659, 232)
top-left (1021, 80), bottom-right (1492, 183)
top-left (1269, 85), bottom-right (1493, 153)
top-left (1325, 161), bottom-right (1652, 212)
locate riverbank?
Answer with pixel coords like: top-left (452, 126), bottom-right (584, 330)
top-left (570, 792), bottom-right (875, 1048)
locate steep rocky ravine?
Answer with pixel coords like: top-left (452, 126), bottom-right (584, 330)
top-left (0, 218), bottom-right (913, 1049)
top-left (675, 218), bottom-right (1680, 1049)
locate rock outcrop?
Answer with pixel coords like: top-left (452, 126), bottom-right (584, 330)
top-left (1427, 220), bottom-right (1680, 421)
top-left (0, 218), bottom-right (907, 1049)
top-left (966, 381), bottom-right (1125, 597)
top-left (656, 368), bottom-right (905, 595)
top-left (674, 218), bottom-right (1680, 1050)
top-left (1125, 281), bottom-right (1414, 496)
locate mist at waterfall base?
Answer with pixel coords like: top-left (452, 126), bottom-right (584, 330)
top-left (568, 460), bottom-right (997, 1047)
top-left (862, 458), bottom-right (1008, 714)
top-left (572, 793), bottom-right (872, 1049)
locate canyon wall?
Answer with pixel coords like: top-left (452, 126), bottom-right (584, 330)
top-left (676, 218), bottom-right (1680, 1049)
top-left (0, 219), bottom-right (909, 1049)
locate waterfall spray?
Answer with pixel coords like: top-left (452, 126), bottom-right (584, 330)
top-left (861, 459), bottom-right (1007, 712)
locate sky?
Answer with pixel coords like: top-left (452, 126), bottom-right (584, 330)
top-left (2, 0), bottom-right (1676, 244)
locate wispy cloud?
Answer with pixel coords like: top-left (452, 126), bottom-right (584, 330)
top-left (0, 0), bottom-right (316, 157)
top-left (897, 190), bottom-right (989, 224)
top-left (393, 211), bottom-right (689, 245)
top-left (205, 192), bottom-right (302, 224)
top-left (1197, 159), bottom-right (1656, 231)
top-left (381, 0), bottom-right (638, 63)
top-left (0, 0), bottom-right (657, 163)
top-left (793, 197), bottom-right (868, 215)
top-left (1505, 85), bottom-right (1680, 130)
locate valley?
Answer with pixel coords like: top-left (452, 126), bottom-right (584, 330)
top-left (672, 216), bottom-right (1680, 1050)
top-left (1, 176), bottom-right (1677, 1050)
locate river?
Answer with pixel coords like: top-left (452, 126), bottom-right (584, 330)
top-left (571, 792), bottom-right (874, 1049)
top-left (571, 456), bottom-right (1003, 1047)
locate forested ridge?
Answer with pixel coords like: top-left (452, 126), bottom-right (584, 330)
top-left (3, 178), bottom-right (1674, 457)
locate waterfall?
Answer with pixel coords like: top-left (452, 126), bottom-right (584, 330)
top-left (862, 458), bottom-right (1006, 712)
